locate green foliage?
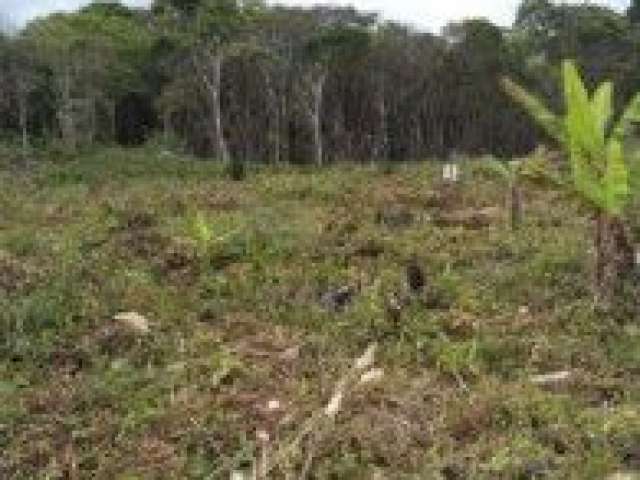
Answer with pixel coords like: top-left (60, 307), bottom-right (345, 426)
top-left (4, 0), bottom-right (639, 163)
top-left (501, 77), bottom-right (564, 144)
top-left (24, 8), bottom-right (154, 95)
top-left (2, 152), bottom-right (640, 477)
top-left (502, 60), bottom-right (640, 216)
top-left (185, 210), bottom-right (214, 249)
top-left (194, 0), bottom-right (245, 44)
top-left (481, 159), bottom-right (522, 184)
top-left (305, 24), bottom-right (371, 67)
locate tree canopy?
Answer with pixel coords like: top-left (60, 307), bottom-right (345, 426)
top-left (0, 0), bottom-right (638, 162)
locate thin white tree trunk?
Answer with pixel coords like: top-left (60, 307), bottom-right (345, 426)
top-left (377, 75), bottom-right (388, 161)
top-left (163, 111), bottom-right (172, 144)
top-left (209, 51), bottom-right (230, 163)
top-left (18, 94), bottom-right (28, 152)
top-left (109, 100), bottom-right (116, 142)
top-left (281, 95), bottom-right (289, 163)
top-left (89, 95), bottom-right (96, 145)
top-left (58, 66), bottom-right (76, 150)
top-left (310, 71), bottom-right (326, 167)
top-left (274, 103), bottom-right (281, 164)
top-left (263, 70), bottom-right (281, 164)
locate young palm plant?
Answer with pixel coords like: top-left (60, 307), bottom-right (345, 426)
top-left (502, 60), bottom-right (640, 304)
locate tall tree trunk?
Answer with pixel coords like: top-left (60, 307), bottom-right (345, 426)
top-left (310, 71), bottom-right (326, 167)
top-left (163, 111), bottom-right (172, 144)
top-left (89, 95), bottom-right (96, 146)
top-left (273, 102), bottom-right (281, 164)
top-left (205, 50), bottom-right (230, 163)
top-left (263, 73), bottom-right (281, 164)
top-left (376, 75), bottom-right (388, 161)
top-left (58, 66), bottom-right (76, 151)
top-left (282, 94), bottom-right (290, 164)
top-left (18, 94), bottom-right (28, 153)
top-left (110, 100), bottom-right (116, 142)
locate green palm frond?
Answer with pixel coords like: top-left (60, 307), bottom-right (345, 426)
top-left (501, 77), bottom-right (564, 145)
top-left (627, 150), bottom-right (640, 200)
top-left (611, 92), bottom-right (640, 142)
top-left (591, 81), bottom-right (613, 137)
top-left (603, 139), bottom-right (630, 215)
top-left (502, 59), bottom-right (637, 217)
top-left (519, 154), bottom-right (566, 188)
top-left (563, 61), bottom-right (605, 161)
top-left (481, 159), bottom-right (514, 182)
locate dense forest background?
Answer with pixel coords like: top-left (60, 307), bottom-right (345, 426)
top-left (1, 0), bottom-right (640, 164)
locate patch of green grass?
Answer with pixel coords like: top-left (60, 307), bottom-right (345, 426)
top-left (1, 148), bottom-right (639, 478)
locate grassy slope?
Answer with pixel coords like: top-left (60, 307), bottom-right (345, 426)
top-left (1, 148), bottom-right (640, 479)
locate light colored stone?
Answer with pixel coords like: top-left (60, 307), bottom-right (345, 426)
top-left (114, 311), bottom-right (150, 335)
top-left (530, 370), bottom-right (571, 385)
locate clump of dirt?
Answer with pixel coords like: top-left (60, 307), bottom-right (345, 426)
top-left (48, 347), bottom-right (92, 377)
top-left (433, 207), bottom-right (501, 230)
top-left (351, 237), bottom-right (385, 258)
top-left (374, 180), bottom-right (424, 208)
top-left (447, 391), bottom-right (504, 444)
top-left (424, 183), bottom-right (464, 211)
top-left (226, 322), bottom-right (302, 368)
top-left (156, 237), bottom-right (200, 282)
top-left (439, 312), bottom-right (479, 339)
top-left (120, 210), bottom-right (158, 231)
top-left (322, 207), bottom-right (360, 238)
top-left (119, 229), bottom-right (169, 259)
top-left (375, 206), bottom-right (415, 229)
top-left (0, 250), bottom-right (37, 294)
top-left (320, 285), bottom-right (356, 313)
top-left (131, 435), bottom-right (183, 476)
top-left (204, 190), bottom-right (243, 211)
top-left (22, 375), bottom-right (77, 416)
top-left (111, 209), bottom-right (174, 264)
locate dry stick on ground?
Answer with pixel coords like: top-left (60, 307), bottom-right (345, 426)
top-left (243, 343), bottom-right (383, 480)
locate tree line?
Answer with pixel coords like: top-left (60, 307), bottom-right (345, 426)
top-left (1, 0), bottom-right (640, 164)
